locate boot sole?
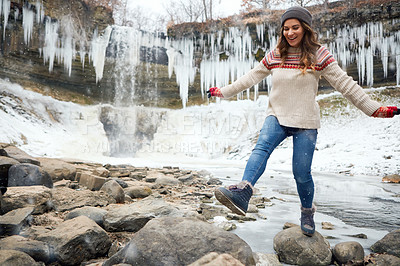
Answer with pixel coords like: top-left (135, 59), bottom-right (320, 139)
top-left (214, 189), bottom-right (246, 216)
top-left (301, 227), bottom-right (315, 237)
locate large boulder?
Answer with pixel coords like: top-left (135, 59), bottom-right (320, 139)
top-left (0, 207), bottom-right (34, 236)
top-left (104, 217), bottom-right (255, 266)
top-left (0, 235), bottom-right (53, 263)
top-left (8, 163), bottom-right (53, 188)
top-left (100, 179), bottom-right (125, 203)
top-left (51, 187), bottom-right (115, 212)
top-left (124, 185), bottom-right (152, 199)
top-left (273, 227), bottom-right (332, 266)
top-left (0, 145), bottom-right (40, 166)
top-left (371, 229), bottom-right (400, 257)
top-left (332, 241), bottom-right (364, 265)
top-left (365, 253), bottom-right (400, 265)
top-left (36, 158), bottom-right (77, 181)
top-left (0, 249), bottom-right (40, 266)
top-left (103, 196), bottom-right (181, 232)
top-left (65, 206), bottom-right (108, 228)
top-left (35, 216), bottom-right (111, 266)
top-left (0, 186), bottom-right (53, 215)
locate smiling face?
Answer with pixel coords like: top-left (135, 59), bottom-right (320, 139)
top-left (283, 19), bottom-right (305, 48)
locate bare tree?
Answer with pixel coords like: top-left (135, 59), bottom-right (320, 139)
top-left (165, 0), bottom-right (205, 24)
top-left (291, 0), bottom-right (314, 7)
top-left (241, 0), bottom-right (283, 10)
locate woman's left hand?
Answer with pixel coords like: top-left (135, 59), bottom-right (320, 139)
top-left (372, 106), bottom-right (398, 118)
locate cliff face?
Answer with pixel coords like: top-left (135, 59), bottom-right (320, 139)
top-left (0, 0), bottom-right (399, 107)
top-left (0, 0), bottom-right (113, 103)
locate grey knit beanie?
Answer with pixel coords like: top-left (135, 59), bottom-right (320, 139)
top-left (281, 6), bottom-right (312, 26)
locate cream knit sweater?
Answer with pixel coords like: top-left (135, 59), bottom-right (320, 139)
top-left (220, 46), bottom-right (381, 129)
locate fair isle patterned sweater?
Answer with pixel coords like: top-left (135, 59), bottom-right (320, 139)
top-left (220, 46), bottom-right (381, 129)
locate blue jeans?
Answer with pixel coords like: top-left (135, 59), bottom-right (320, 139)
top-left (242, 116), bottom-right (317, 208)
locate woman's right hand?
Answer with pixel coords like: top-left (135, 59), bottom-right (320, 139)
top-left (207, 87), bottom-right (224, 98)
top-left (372, 106), bottom-right (398, 118)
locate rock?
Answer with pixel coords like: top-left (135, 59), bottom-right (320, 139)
top-left (347, 233), bottom-right (368, 239)
top-left (0, 156), bottom-right (20, 194)
top-left (215, 220), bottom-right (237, 231)
top-left (144, 170), bottom-right (169, 183)
top-left (0, 186), bottom-right (53, 215)
top-left (0, 145), bottom-right (40, 166)
top-left (382, 174), bottom-right (400, 183)
top-left (273, 226), bottom-right (332, 266)
top-left (247, 204), bottom-right (259, 213)
top-left (254, 252), bottom-right (282, 266)
top-left (321, 221), bottom-right (334, 230)
top-left (93, 166), bottom-right (110, 177)
top-left (129, 171), bottom-right (147, 180)
top-left (103, 196), bottom-right (181, 232)
top-left (207, 177), bottom-right (222, 185)
top-left (0, 249), bottom-right (39, 266)
top-left (283, 222), bottom-right (298, 229)
top-left (35, 216), bottom-right (111, 266)
top-left (104, 217), bottom-right (255, 266)
top-left (65, 206), bottom-right (108, 228)
top-left (8, 163), bottom-right (53, 188)
top-left (51, 187), bottom-right (115, 212)
top-left (155, 175), bottom-right (181, 186)
top-left (178, 173), bottom-right (195, 184)
top-left (111, 178), bottom-right (128, 188)
top-left (332, 241), bottom-right (364, 265)
top-left (365, 253), bottom-right (400, 265)
top-left (198, 203), bottom-right (228, 220)
top-left (371, 229), bottom-right (400, 257)
top-left (226, 213), bottom-right (257, 221)
top-left (37, 158), bottom-right (77, 181)
top-left (53, 179), bottom-right (72, 187)
top-left (100, 179), bottom-right (125, 203)
top-left (0, 235), bottom-right (53, 263)
top-left (188, 252), bottom-right (245, 266)
top-left (79, 172), bottom-right (107, 190)
top-left (0, 207), bottom-right (34, 236)
top-left (124, 185), bottom-right (152, 199)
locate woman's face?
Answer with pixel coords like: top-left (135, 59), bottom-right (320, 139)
top-left (283, 19), bottom-right (305, 48)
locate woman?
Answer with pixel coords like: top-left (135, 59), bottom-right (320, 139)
top-left (207, 6), bottom-right (398, 236)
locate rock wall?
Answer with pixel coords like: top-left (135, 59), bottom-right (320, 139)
top-left (0, 0), bottom-right (399, 108)
top-left (0, 0), bottom-right (113, 103)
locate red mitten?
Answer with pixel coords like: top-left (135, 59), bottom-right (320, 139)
top-left (372, 106), bottom-right (398, 118)
top-left (207, 87), bottom-right (224, 98)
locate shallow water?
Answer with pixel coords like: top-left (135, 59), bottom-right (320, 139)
top-left (208, 166), bottom-right (397, 254)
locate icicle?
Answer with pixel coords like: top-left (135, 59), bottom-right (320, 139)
top-left (397, 45), bottom-right (400, 86)
top-left (381, 37), bottom-right (389, 78)
top-left (22, 6), bottom-right (34, 45)
top-left (3, 0), bottom-right (10, 39)
top-left (79, 40), bottom-right (86, 69)
top-left (256, 23), bottom-right (264, 44)
top-left (35, 1), bottom-right (44, 24)
top-left (90, 26), bottom-right (112, 83)
top-left (366, 46), bottom-right (374, 87)
top-left (172, 38), bottom-right (196, 108)
top-left (43, 18), bottom-right (59, 72)
top-left (60, 16), bottom-right (77, 77)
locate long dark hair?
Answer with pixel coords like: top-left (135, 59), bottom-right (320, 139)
top-left (276, 20), bottom-right (321, 73)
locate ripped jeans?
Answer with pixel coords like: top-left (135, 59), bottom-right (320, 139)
top-left (242, 116), bottom-right (317, 208)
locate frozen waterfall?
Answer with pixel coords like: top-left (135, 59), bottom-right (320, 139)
top-left (1, 1), bottom-right (400, 107)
